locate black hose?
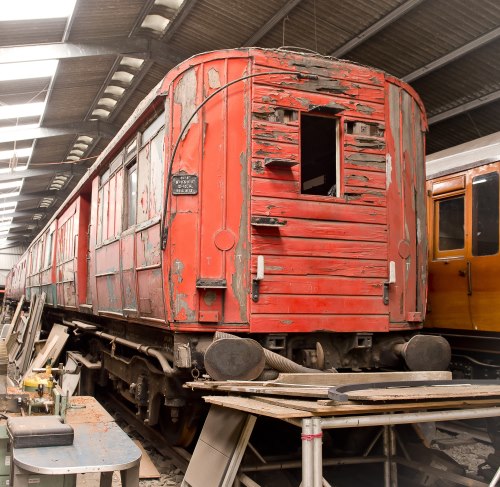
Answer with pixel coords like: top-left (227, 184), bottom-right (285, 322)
top-left (214, 331), bottom-right (324, 374)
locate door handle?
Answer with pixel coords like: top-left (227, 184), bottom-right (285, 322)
top-left (466, 261), bottom-right (472, 295)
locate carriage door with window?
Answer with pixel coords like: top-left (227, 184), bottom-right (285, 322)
top-left (467, 168), bottom-right (500, 331)
top-left (429, 176), bottom-right (472, 329)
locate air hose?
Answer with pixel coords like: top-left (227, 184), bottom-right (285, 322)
top-left (214, 331), bottom-right (328, 374)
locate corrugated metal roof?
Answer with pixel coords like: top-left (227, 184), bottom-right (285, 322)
top-left (0, 0), bottom-right (499, 248)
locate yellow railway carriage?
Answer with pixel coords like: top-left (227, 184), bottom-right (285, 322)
top-left (427, 133), bottom-right (500, 332)
top-left (426, 132), bottom-right (500, 378)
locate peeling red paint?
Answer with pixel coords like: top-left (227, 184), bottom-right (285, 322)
top-left (7, 48), bottom-right (427, 339)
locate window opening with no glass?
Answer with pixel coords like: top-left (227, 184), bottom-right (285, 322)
top-left (300, 113), bottom-right (338, 196)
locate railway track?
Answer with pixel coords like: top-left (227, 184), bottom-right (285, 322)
top-left (99, 391), bottom-right (190, 473)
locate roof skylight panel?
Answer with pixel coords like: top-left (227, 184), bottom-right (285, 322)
top-left (0, 102), bottom-right (46, 121)
top-left (0, 0), bottom-right (77, 21)
top-left (0, 60), bottom-right (58, 82)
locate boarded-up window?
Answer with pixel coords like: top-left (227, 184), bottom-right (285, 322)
top-left (97, 170), bottom-right (124, 244)
top-left (136, 130), bottom-right (164, 224)
top-left (44, 232), bottom-right (54, 268)
top-left (57, 217), bottom-right (75, 264)
top-left (127, 161), bottom-right (137, 228)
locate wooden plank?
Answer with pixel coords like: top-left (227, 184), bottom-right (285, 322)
top-left (251, 236), bottom-right (387, 260)
top-left (255, 395), bottom-right (500, 416)
top-left (252, 176), bottom-right (300, 198)
top-left (252, 87), bottom-right (385, 120)
top-left (5, 295), bottom-right (24, 349)
top-left (252, 139), bottom-right (298, 162)
top-left (252, 120), bottom-right (299, 143)
top-left (346, 385), bottom-right (500, 402)
top-left (344, 169), bottom-right (386, 190)
top-left (344, 133), bottom-right (386, 154)
top-left (344, 189), bottom-right (386, 207)
top-left (203, 395), bottom-right (312, 418)
top-left (251, 219), bottom-right (387, 243)
top-left (250, 314), bottom-right (388, 333)
top-left (252, 52), bottom-right (385, 87)
top-left (274, 371), bottom-right (452, 386)
top-left (133, 440), bottom-right (161, 479)
top-left (251, 255), bottom-right (387, 278)
top-left (251, 196), bottom-right (387, 224)
top-left (257, 275), bottom-right (384, 296)
top-left (252, 294), bottom-right (387, 315)
top-left (186, 381), bottom-right (329, 398)
top-left (23, 323), bottom-right (69, 379)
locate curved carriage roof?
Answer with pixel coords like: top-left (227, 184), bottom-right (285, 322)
top-left (426, 131), bottom-right (500, 180)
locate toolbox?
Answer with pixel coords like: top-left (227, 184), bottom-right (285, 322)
top-left (7, 416), bottom-right (74, 448)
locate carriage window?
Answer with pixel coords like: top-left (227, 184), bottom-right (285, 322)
top-left (300, 114), bottom-right (338, 196)
top-left (44, 232), bottom-right (53, 268)
top-left (472, 172), bottom-right (499, 256)
top-left (127, 161), bottom-right (137, 228)
top-left (438, 196), bottom-right (464, 251)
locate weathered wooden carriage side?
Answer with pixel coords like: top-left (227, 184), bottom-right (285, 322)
top-left (163, 51), bottom-right (251, 330)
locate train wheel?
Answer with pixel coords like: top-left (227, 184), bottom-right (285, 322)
top-left (158, 403), bottom-right (202, 447)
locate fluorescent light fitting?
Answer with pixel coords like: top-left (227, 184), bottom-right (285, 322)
top-left (0, 102), bottom-right (45, 121)
top-left (69, 149), bottom-right (84, 156)
top-left (53, 175), bottom-right (68, 182)
top-left (0, 0), bottom-right (77, 21)
top-left (98, 98), bottom-right (118, 108)
top-left (32, 213), bottom-right (43, 220)
top-left (39, 197), bottom-right (54, 208)
top-left (77, 136), bottom-right (93, 144)
top-left (73, 143), bottom-right (88, 150)
top-left (0, 147), bottom-right (33, 161)
top-left (141, 14), bottom-right (170, 32)
top-left (104, 86), bottom-right (125, 97)
top-left (111, 71), bottom-right (134, 84)
top-left (91, 109), bottom-right (110, 119)
top-left (66, 156), bottom-right (81, 161)
top-left (0, 60), bottom-right (58, 82)
top-left (120, 57), bottom-right (144, 69)
top-left (155, 0), bottom-right (183, 8)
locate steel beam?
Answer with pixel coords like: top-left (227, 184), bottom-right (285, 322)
top-left (404, 26), bottom-right (500, 82)
top-left (0, 37), bottom-right (182, 66)
top-left (0, 121), bottom-right (119, 144)
top-left (428, 89), bottom-right (500, 125)
top-left (329, 0), bottom-right (424, 57)
top-left (243, 0), bottom-right (303, 46)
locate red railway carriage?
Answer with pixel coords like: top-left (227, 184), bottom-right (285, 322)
top-left (5, 49), bottom-right (446, 442)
